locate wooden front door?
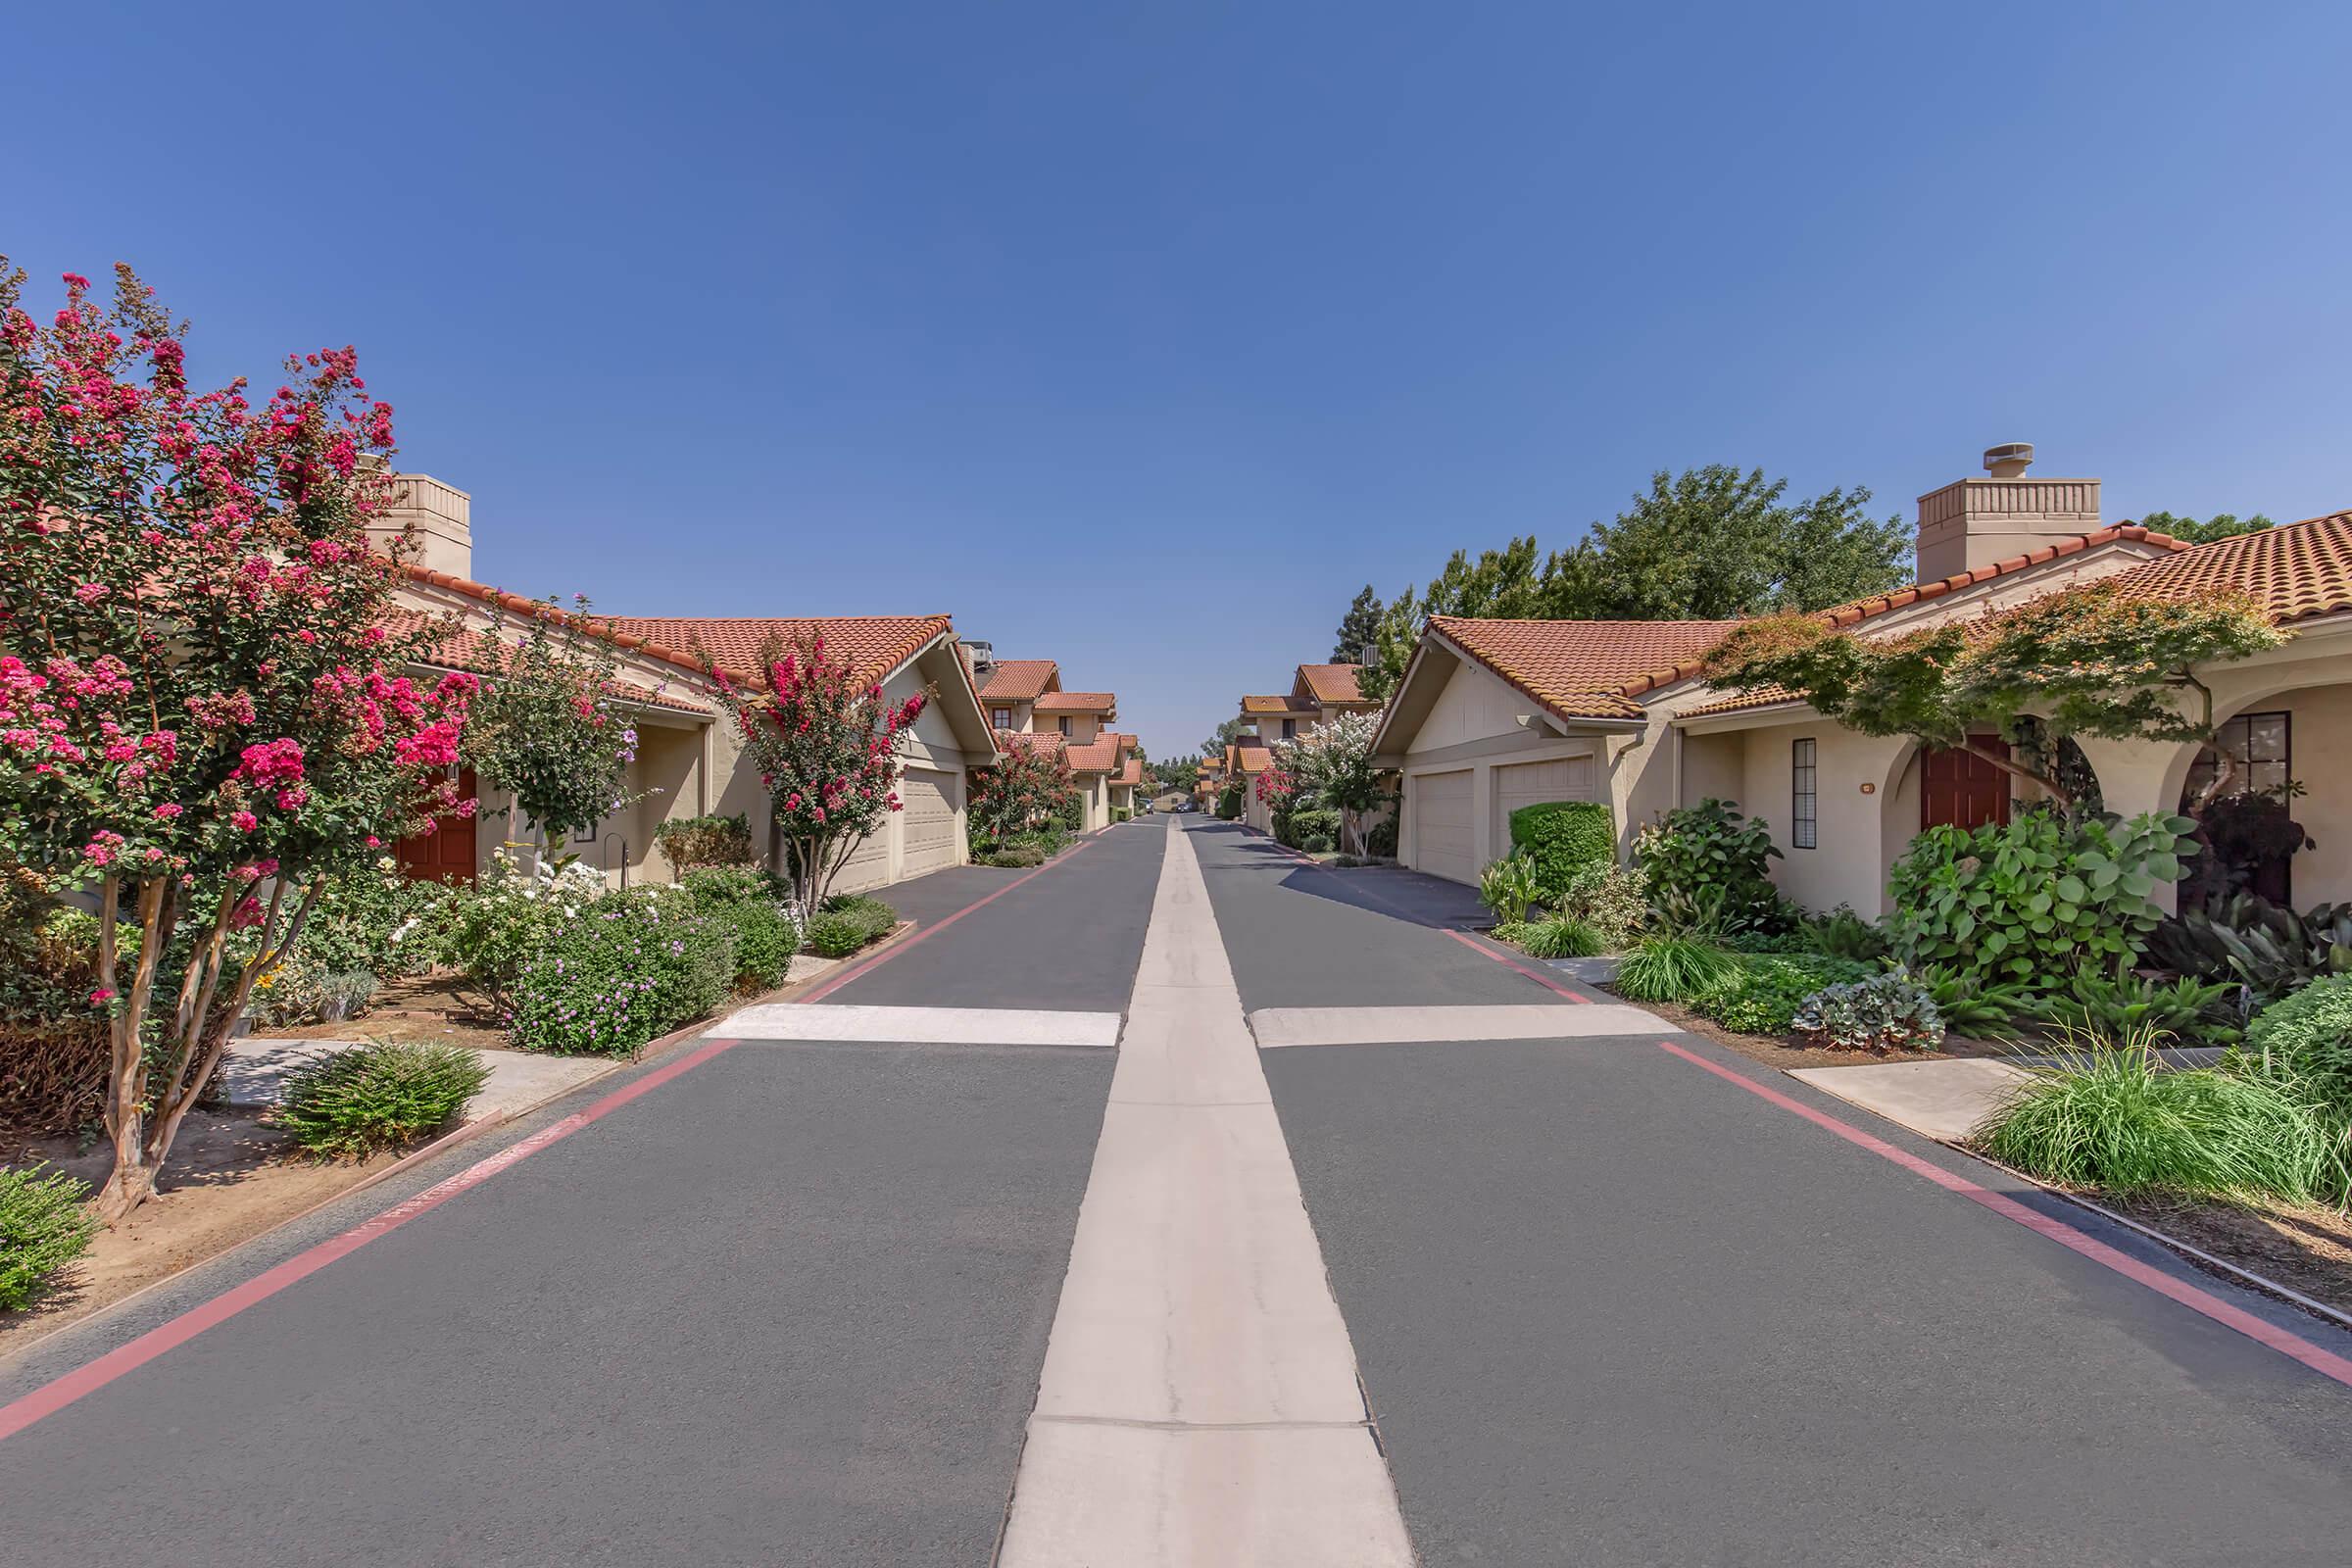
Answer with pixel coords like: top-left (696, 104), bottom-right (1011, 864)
top-left (1920, 742), bottom-right (2011, 832)
top-left (397, 767), bottom-right (480, 884)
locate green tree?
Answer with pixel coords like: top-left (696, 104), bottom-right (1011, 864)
top-left (1357, 537), bottom-right (1547, 703)
top-left (2135, 510), bottom-right (2276, 546)
top-left (461, 598), bottom-right (639, 850)
top-left (1543, 466), bottom-right (1911, 620)
top-left (1156, 757), bottom-right (1200, 794)
top-left (1704, 582), bottom-right (2283, 810)
top-left (1200, 715), bottom-right (1250, 759)
top-left (1332, 585), bottom-right (1383, 664)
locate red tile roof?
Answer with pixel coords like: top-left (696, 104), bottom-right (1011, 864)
top-left (1428, 617), bottom-right (1739, 722)
top-left (1064, 732), bottom-right (1122, 772)
top-left (2106, 511), bottom-right (2352, 624)
top-left (1034, 690), bottom-right (1117, 712)
top-left (1240, 694), bottom-right (1294, 714)
top-left (403, 565), bottom-right (708, 676)
top-left (389, 611), bottom-right (712, 716)
top-left (978, 659), bottom-right (1059, 701)
top-left (1679, 684), bottom-right (1802, 719)
top-left (604, 614), bottom-right (953, 684)
top-left (1233, 744), bottom-right (1273, 774)
top-left (1114, 759), bottom-right (1144, 786)
top-left (1296, 663), bottom-right (1366, 704)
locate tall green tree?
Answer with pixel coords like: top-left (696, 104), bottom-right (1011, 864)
top-left (1543, 466), bottom-right (1911, 620)
top-left (2135, 510), bottom-right (2276, 546)
top-left (1200, 715), bottom-right (1250, 759)
top-left (1357, 537), bottom-right (1547, 702)
top-left (1331, 585), bottom-right (1384, 664)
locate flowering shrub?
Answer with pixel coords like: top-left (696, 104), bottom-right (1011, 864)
top-left (1273, 710), bottom-right (1386, 854)
top-left (969, 737), bottom-right (1078, 846)
top-left (507, 886), bottom-right (736, 1055)
top-left (461, 597), bottom-right (640, 845)
top-left (289, 857), bottom-right (450, 979)
top-left (716, 632), bottom-right (925, 908)
top-left (0, 265), bottom-right (474, 1217)
top-left (681, 864), bottom-right (805, 991)
top-left (442, 847), bottom-right (602, 1014)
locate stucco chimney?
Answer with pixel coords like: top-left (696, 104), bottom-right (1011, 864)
top-left (1914, 443), bottom-right (2099, 583)
top-left (368, 472), bottom-right (473, 579)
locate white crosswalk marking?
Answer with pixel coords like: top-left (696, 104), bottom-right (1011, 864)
top-left (1250, 1002), bottom-right (1668, 1048)
top-left (722, 1004), bottom-right (1120, 1048)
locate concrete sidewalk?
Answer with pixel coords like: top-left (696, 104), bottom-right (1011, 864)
top-left (215, 1036), bottom-right (613, 1121)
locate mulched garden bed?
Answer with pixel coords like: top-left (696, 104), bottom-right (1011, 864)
top-left (1592, 983), bottom-right (2016, 1069)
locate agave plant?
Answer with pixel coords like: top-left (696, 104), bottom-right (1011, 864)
top-left (2145, 894), bottom-right (2352, 1005)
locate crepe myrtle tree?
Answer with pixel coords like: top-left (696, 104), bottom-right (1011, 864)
top-left (1275, 709), bottom-right (1385, 855)
top-left (969, 735), bottom-right (1078, 843)
top-left (716, 631), bottom-right (928, 908)
top-left (0, 263), bottom-right (475, 1219)
top-left (461, 596), bottom-right (642, 854)
top-left (1703, 581), bottom-right (2285, 812)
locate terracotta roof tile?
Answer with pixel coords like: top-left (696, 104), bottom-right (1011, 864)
top-left (978, 659), bottom-right (1058, 701)
top-left (1034, 690), bottom-right (1117, 712)
top-left (1296, 663), bottom-right (1365, 704)
top-left (1679, 684), bottom-right (1802, 719)
top-left (1114, 759), bottom-right (1144, 786)
top-left (1240, 695), bottom-right (1293, 713)
top-left (1429, 617), bottom-right (1737, 723)
top-left (1233, 744), bottom-right (1273, 774)
top-left (387, 612), bottom-right (713, 717)
top-left (1064, 733), bottom-right (1122, 772)
top-left (603, 614), bottom-right (951, 684)
top-left (2106, 511), bottom-right (2352, 624)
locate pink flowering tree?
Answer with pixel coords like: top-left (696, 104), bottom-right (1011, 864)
top-left (716, 633), bottom-right (927, 909)
top-left (0, 262), bottom-right (472, 1219)
top-left (968, 736), bottom-right (1079, 843)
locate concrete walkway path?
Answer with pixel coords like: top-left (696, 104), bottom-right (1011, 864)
top-left (998, 815), bottom-right (1413, 1565)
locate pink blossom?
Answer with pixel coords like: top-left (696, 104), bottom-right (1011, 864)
top-left (231, 810), bottom-right (259, 833)
top-left (88, 988), bottom-right (115, 1005)
top-left (73, 581), bottom-right (108, 604)
top-left (154, 803), bottom-right (183, 819)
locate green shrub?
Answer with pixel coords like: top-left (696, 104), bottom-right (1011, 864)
top-left (1110, 808), bottom-right (1131, 823)
top-left (508, 887), bottom-right (738, 1055)
top-left (1695, 954), bottom-right (1872, 1036)
top-left (1983, 1028), bottom-right (2333, 1201)
top-left (808, 895), bottom-right (898, 957)
top-left (0, 1165), bottom-right (97, 1312)
top-left (680, 866), bottom-right (804, 991)
top-left (1216, 781), bottom-right (1244, 820)
top-left (1287, 806), bottom-right (1341, 848)
top-left (274, 1041), bottom-right (491, 1159)
top-left (1549, 862), bottom-right (1649, 949)
top-left (1478, 855), bottom-right (1540, 925)
top-left (1635, 800), bottom-right (1789, 938)
top-left (1513, 916), bottom-right (1607, 960)
top-left (1365, 817), bottom-right (1398, 858)
top-left (295, 865), bottom-right (450, 979)
top-left (1613, 937), bottom-right (1741, 1004)
top-left (1792, 973), bottom-right (1944, 1054)
top-left (1909, 963), bottom-right (2033, 1039)
top-left (977, 843), bottom-right (1048, 868)
top-left (654, 811), bottom-right (757, 874)
top-left (2030, 968), bottom-right (2239, 1046)
top-left (2148, 894), bottom-right (2352, 1006)
top-left (2244, 974), bottom-right (2352, 1119)
top-left (1509, 802), bottom-right (1615, 907)
top-left (1804, 906), bottom-right (1890, 963)
top-left (1886, 810), bottom-right (2195, 989)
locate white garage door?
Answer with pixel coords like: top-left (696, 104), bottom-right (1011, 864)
top-left (1492, 755), bottom-right (1595, 858)
top-left (900, 766), bottom-right (957, 878)
top-left (834, 817), bottom-right (892, 895)
top-left (1413, 768), bottom-right (1478, 886)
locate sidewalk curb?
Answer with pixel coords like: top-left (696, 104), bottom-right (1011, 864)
top-left (1774, 1064), bottom-right (2352, 1335)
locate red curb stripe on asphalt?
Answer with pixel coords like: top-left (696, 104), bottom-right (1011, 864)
top-left (1654, 1038), bottom-right (2352, 1391)
top-left (1444, 927), bottom-right (1591, 1003)
top-left (794, 837), bottom-right (1099, 1004)
top-left (0, 1037), bottom-right (743, 1444)
top-left (0, 841), bottom-right (1119, 1443)
top-left (1233, 822), bottom-right (1592, 1004)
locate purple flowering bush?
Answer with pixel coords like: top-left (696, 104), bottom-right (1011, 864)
top-left (506, 885), bottom-right (735, 1055)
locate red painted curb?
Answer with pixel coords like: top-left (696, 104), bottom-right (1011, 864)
top-left (0, 1038), bottom-right (743, 1443)
top-left (1654, 1038), bottom-right (2352, 1391)
top-left (796, 838), bottom-right (1098, 1004)
top-left (1444, 927), bottom-right (1590, 1003)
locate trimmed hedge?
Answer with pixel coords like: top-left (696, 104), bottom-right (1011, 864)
top-left (1510, 802), bottom-right (1614, 906)
top-left (809, 896), bottom-right (898, 957)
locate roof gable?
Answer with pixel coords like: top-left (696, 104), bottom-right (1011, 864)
top-left (979, 659), bottom-right (1059, 702)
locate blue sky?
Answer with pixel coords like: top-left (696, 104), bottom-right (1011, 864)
top-left (9, 2), bottom-right (2349, 760)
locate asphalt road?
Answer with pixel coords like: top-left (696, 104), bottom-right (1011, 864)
top-left (7, 810), bottom-right (2352, 1567)
top-left (1188, 819), bottom-right (2352, 1565)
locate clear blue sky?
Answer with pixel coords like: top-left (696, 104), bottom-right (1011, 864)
top-left (9, 2), bottom-right (2349, 761)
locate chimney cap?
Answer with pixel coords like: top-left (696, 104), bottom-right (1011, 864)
top-left (1983, 442), bottom-right (2034, 478)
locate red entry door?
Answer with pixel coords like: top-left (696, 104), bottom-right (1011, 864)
top-left (1920, 742), bottom-right (2012, 831)
top-left (397, 767), bottom-right (480, 884)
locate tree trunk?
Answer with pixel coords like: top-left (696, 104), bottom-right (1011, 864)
top-left (95, 1148), bottom-right (156, 1225)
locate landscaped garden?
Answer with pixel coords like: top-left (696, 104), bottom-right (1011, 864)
top-left (1258, 710), bottom-right (1396, 862)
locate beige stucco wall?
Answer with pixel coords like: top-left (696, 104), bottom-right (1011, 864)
top-left (1394, 657), bottom-right (1619, 882)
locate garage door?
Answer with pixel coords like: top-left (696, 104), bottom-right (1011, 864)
top-left (834, 817), bottom-right (892, 895)
top-left (1492, 755), bottom-right (1595, 858)
top-left (900, 766), bottom-right (957, 878)
top-left (1413, 768), bottom-right (1478, 886)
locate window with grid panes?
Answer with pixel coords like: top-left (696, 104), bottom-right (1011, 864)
top-left (1791, 738), bottom-right (1818, 849)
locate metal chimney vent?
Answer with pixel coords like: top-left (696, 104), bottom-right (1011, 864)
top-left (1983, 442), bottom-right (2034, 478)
